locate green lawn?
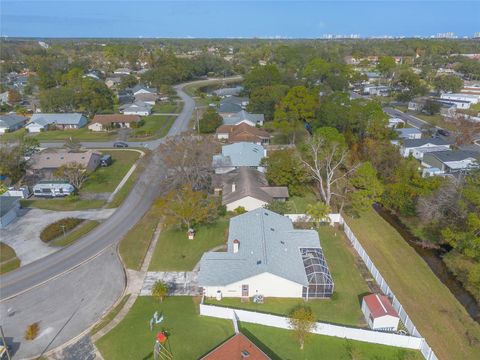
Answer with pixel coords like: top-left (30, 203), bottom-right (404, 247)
top-left (21, 198), bottom-right (105, 211)
top-left (241, 322), bottom-right (422, 360)
top-left (82, 150), bottom-right (140, 193)
top-left (286, 192), bottom-right (318, 213)
top-left (346, 208), bottom-right (480, 360)
top-left (152, 101), bottom-right (182, 114)
top-left (119, 204), bottom-right (161, 270)
top-left (206, 226), bottom-right (369, 327)
top-left (33, 127), bottom-right (117, 141)
top-left (0, 242), bottom-right (20, 274)
top-left (91, 294), bottom-right (131, 336)
top-left (0, 128), bottom-right (29, 141)
top-left (95, 297), bottom-right (234, 360)
top-left (129, 115), bottom-right (175, 141)
top-left (149, 219), bottom-right (229, 271)
top-left (49, 220), bottom-right (100, 247)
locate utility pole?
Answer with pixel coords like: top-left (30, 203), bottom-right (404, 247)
top-left (196, 107), bottom-right (200, 134)
top-left (60, 224), bottom-right (66, 237)
top-left (0, 326), bottom-right (11, 360)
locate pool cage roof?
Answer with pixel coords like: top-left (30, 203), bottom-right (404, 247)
top-left (300, 247), bottom-right (334, 300)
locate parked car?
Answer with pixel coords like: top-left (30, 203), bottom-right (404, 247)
top-left (113, 142), bottom-right (128, 148)
top-left (100, 154), bottom-right (112, 167)
top-left (437, 129), bottom-right (451, 137)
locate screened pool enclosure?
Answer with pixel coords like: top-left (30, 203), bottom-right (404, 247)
top-left (300, 247), bottom-right (334, 299)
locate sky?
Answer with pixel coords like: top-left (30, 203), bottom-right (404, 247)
top-left (1, 1), bottom-right (479, 39)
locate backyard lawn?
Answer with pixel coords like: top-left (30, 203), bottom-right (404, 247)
top-left (0, 242), bottom-right (20, 274)
top-left (206, 225), bottom-right (370, 327)
top-left (286, 192), bottom-right (318, 213)
top-left (95, 297), bottom-right (234, 360)
top-left (82, 150), bottom-right (140, 193)
top-left (241, 323), bottom-right (423, 360)
top-left (129, 115), bottom-right (175, 141)
top-left (148, 219), bottom-right (229, 271)
top-left (346, 208), bottom-right (480, 360)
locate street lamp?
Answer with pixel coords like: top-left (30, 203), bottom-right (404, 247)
top-left (60, 224), bottom-right (66, 237)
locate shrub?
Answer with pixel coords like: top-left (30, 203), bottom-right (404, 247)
top-left (25, 322), bottom-right (39, 340)
top-left (40, 218), bottom-right (84, 242)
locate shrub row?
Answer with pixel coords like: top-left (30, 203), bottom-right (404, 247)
top-left (40, 217), bottom-right (84, 242)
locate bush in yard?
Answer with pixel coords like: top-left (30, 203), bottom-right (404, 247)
top-left (40, 218), bottom-right (84, 242)
top-left (152, 280), bottom-right (169, 302)
top-left (199, 108), bottom-right (222, 134)
top-left (25, 322), bottom-right (39, 340)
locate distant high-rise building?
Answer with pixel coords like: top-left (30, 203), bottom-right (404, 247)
top-left (474, 32), bottom-right (480, 38)
top-left (435, 32), bottom-right (457, 39)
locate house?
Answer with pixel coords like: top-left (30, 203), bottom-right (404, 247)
top-left (83, 71), bottom-right (102, 80)
top-left (120, 101), bottom-right (152, 116)
top-left (213, 142), bottom-right (266, 174)
top-left (201, 333), bottom-right (270, 360)
top-left (396, 127), bottom-right (422, 140)
top-left (408, 99), bottom-right (425, 112)
top-left (105, 77), bottom-right (122, 88)
top-left (0, 196), bottom-right (21, 229)
top-left (436, 98), bottom-right (471, 110)
top-left (26, 113), bottom-right (88, 132)
top-left (88, 114), bottom-right (141, 131)
top-left (399, 138), bottom-right (451, 159)
top-left (113, 68), bottom-right (132, 76)
top-left (0, 114), bottom-right (29, 134)
top-left (218, 96), bottom-right (249, 116)
top-left (216, 123), bottom-right (270, 145)
top-left (28, 149), bottom-right (102, 179)
top-left (361, 294), bottom-right (400, 332)
top-left (222, 110), bottom-right (264, 127)
top-left (363, 85), bottom-right (390, 96)
top-left (134, 92), bottom-right (158, 105)
top-left (441, 93), bottom-right (479, 105)
top-left (213, 86), bottom-right (244, 98)
top-left (198, 209), bottom-right (334, 299)
top-left (387, 117), bottom-right (405, 129)
top-left (130, 84), bottom-right (157, 95)
top-left (33, 180), bottom-right (75, 197)
top-left (461, 83), bottom-right (480, 96)
top-left (117, 90), bottom-right (134, 105)
top-left (422, 150), bottom-right (480, 176)
top-left (216, 167), bottom-right (289, 211)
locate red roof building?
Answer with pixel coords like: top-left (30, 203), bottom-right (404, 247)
top-left (201, 333), bottom-right (270, 360)
top-left (361, 294), bottom-right (400, 332)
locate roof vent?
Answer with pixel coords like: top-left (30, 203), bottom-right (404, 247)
top-left (280, 240), bottom-right (285, 245)
top-left (241, 350), bottom-right (250, 358)
top-left (256, 260), bottom-right (262, 265)
top-left (264, 212), bottom-right (269, 216)
top-left (233, 239), bottom-right (240, 253)
top-left (270, 228), bottom-right (275, 231)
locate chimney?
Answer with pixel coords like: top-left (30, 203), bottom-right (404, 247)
top-left (233, 239), bottom-right (240, 253)
top-left (232, 182), bottom-right (236, 192)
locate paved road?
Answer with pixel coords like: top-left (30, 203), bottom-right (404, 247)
top-left (0, 77), bottom-right (238, 358)
top-left (383, 107), bottom-right (433, 129)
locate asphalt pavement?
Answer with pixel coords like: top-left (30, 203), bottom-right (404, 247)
top-left (383, 107), bottom-right (433, 129)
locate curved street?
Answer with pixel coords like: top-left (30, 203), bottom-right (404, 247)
top-left (0, 77), bottom-right (239, 359)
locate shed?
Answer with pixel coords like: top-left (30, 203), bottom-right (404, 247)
top-left (361, 294), bottom-right (400, 332)
top-left (0, 196), bottom-right (21, 229)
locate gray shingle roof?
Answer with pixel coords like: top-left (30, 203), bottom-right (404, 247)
top-left (428, 150), bottom-right (480, 162)
top-left (396, 128), bottom-right (422, 136)
top-left (198, 209), bottom-right (321, 287)
top-left (0, 114), bottom-right (28, 128)
top-left (402, 137), bottom-right (450, 148)
top-left (219, 102), bottom-right (243, 114)
top-left (131, 84), bottom-right (157, 94)
top-left (222, 110), bottom-right (264, 126)
top-left (30, 113), bottom-right (87, 126)
top-left (213, 86), bottom-right (244, 97)
top-left (213, 142), bottom-right (266, 169)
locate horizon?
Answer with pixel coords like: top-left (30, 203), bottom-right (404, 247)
top-left (1, 1), bottom-right (479, 39)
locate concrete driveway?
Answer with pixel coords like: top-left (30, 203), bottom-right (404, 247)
top-left (1, 208), bottom-right (115, 265)
top-left (140, 271), bottom-right (200, 296)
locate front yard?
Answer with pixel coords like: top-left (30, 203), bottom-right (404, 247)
top-left (0, 242), bottom-right (20, 274)
top-left (33, 127), bottom-right (117, 141)
top-left (148, 219), bottom-right (229, 271)
top-left (129, 115), bottom-right (175, 141)
top-left (205, 225), bottom-right (370, 327)
top-left (152, 101), bottom-right (182, 114)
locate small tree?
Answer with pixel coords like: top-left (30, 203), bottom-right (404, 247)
top-left (306, 202), bottom-right (331, 228)
top-left (25, 322), bottom-right (39, 340)
top-left (264, 201), bottom-right (291, 215)
top-left (54, 162), bottom-right (88, 189)
top-left (64, 137), bottom-right (82, 151)
top-left (288, 305), bottom-right (316, 350)
top-left (152, 280), bottom-right (169, 303)
top-left (199, 108), bottom-right (222, 134)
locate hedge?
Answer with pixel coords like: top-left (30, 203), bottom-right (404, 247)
top-left (40, 218), bottom-right (84, 242)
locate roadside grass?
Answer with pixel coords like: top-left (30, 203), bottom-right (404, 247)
top-left (90, 294), bottom-right (131, 336)
top-left (346, 208), bottom-right (480, 360)
top-left (82, 150), bottom-right (140, 193)
top-left (33, 127), bottom-right (117, 141)
top-left (105, 172), bottom-right (137, 209)
top-left (95, 297), bottom-right (234, 360)
top-left (49, 220), bottom-right (100, 247)
top-left (119, 203), bottom-right (161, 270)
top-left (152, 101), bottom-right (182, 114)
top-left (20, 198), bottom-right (105, 211)
top-left (0, 128), bottom-right (28, 141)
top-left (412, 113), bottom-right (457, 132)
top-left (148, 218), bottom-right (229, 271)
top-left (0, 242), bottom-right (20, 274)
top-left (205, 225), bottom-right (369, 327)
top-left (240, 322), bottom-right (423, 360)
top-left (129, 115), bottom-right (175, 141)
top-left (286, 192), bottom-right (318, 213)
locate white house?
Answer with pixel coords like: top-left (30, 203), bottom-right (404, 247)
top-left (361, 294), bottom-right (400, 332)
top-left (387, 117), bottom-right (405, 129)
top-left (0, 196), bottom-right (21, 229)
top-left (441, 93), bottom-right (479, 105)
top-left (212, 142), bottom-right (266, 174)
top-left (422, 150), bottom-right (480, 176)
top-left (222, 110), bottom-right (264, 127)
top-left (120, 101), bottom-right (152, 116)
top-left (399, 138), bottom-right (451, 159)
top-left (396, 128), bottom-right (422, 140)
top-left (198, 209), bottom-right (334, 300)
top-left (130, 84), bottom-right (157, 96)
top-left (26, 113), bottom-right (88, 132)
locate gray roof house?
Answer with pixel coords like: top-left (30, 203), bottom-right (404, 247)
top-left (120, 101), bottom-right (152, 116)
top-left (218, 96), bottom-right (249, 115)
top-left (213, 142), bottom-right (266, 174)
top-left (0, 114), bottom-right (29, 134)
top-left (400, 137), bottom-right (451, 159)
top-left (217, 167), bottom-right (289, 211)
top-left (26, 113), bottom-right (88, 133)
top-left (222, 110), bottom-right (264, 127)
top-left (130, 84), bottom-right (157, 95)
top-left (396, 127), bottom-right (423, 140)
top-left (0, 196), bottom-right (21, 229)
top-left (198, 209), bottom-right (334, 299)
top-left (213, 86), bottom-right (244, 97)
top-left (422, 150), bottom-right (480, 176)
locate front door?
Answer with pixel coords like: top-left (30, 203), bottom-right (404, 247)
top-left (241, 284), bottom-right (249, 297)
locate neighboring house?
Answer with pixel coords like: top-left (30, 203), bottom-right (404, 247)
top-left (28, 149), bottom-right (102, 179)
top-left (436, 98), bottom-right (471, 110)
top-left (422, 150), bottom-right (480, 176)
top-left (134, 92), bottom-right (158, 105)
top-left (201, 333), bottom-right (270, 360)
top-left (120, 101), bottom-right (152, 116)
top-left (399, 138), bottom-right (451, 159)
top-left (461, 83), bottom-right (480, 96)
top-left (213, 86), bottom-right (244, 98)
top-left (113, 68), bottom-right (132, 76)
top-left (198, 209), bottom-right (334, 299)
top-left (218, 96), bottom-right (249, 116)
top-left (396, 127), bottom-right (422, 140)
top-left (33, 180), bottom-right (75, 197)
top-left (441, 93), bottom-right (479, 105)
top-left (216, 123), bottom-right (270, 145)
top-left (26, 113), bottom-right (88, 132)
top-left (0, 196), bottom-right (21, 229)
top-left (408, 99), bottom-right (425, 112)
top-left (222, 110), bottom-right (264, 127)
top-left (0, 114), bottom-right (29, 134)
top-left (217, 167), bottom-right (289, 211)
top-left (213, 142), bottom-right (266, 174)
top-left (117, 90), bottom-right (134, 105)
top-left (130, 84), bottom-right (157, 95)
top-left (363, 85), bottom-right (390, 96)
top-left (387, 117), bottom-right (405, 129)
top-left (361, 294), bottom-right (400, 332)
top-left (88, 114), bottom-right (141, 131)
top-left (105, 77), bottom-right (122, 88)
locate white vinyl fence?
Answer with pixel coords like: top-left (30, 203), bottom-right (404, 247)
top-left (200, 304), bottom-right (423, 350)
